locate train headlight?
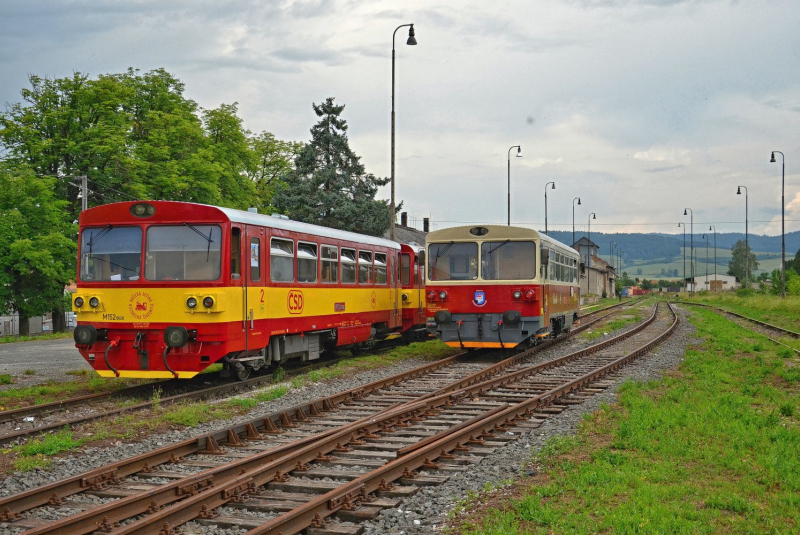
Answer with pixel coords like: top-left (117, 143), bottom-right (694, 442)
top-left (202, 296), bottom-right (215, 309)
top-left (502, 310), bottom-right (522, 325)
top-left (130, 203), bottom-right (156, 217)
top-left (74, 325), bottom-right (98, 346)
top-left (512, 290), bottom-right (522, 300)
top-left (525, 289), bottom-right (535, 300)
top-left (426, 290), bottom-right (437, 302)
top-left (164, 326), bottom-right (189, 348)
top-left (434, 310), bottom-right (452, 324)
top-left (401, 293), bottom-right (409, 302)
top-left (186, 297), bottom-right (198, 309)
top-left (438, 291), bottom-right (448, 301)
top-left (74, 297), bottom-right (85, 308)
top-left (89, 297), bottom-right (100, 308)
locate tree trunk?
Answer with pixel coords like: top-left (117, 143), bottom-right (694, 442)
top-left (18, 312), bottom-right (29, 337)
top-left (52, 307), bottom-right (66, 333)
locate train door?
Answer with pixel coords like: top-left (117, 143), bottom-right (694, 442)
top-left (245, 225), bottom-right (268, 351)
top-left (230, 225), bottom-right (246, 349)
top-left (391, 252), bottom-right (401, 328)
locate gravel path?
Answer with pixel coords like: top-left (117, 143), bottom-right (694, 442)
top-left (0, 339), bottom-right (89, 390)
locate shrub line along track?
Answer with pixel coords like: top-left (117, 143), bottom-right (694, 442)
top-left (0, 299), bottom-right (672, 534)
top-left (676, 301), bottom-right (800, 355)
top-left (0, 300), bottom-right (638, 448)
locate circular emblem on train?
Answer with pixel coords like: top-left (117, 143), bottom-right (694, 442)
top-left (473, 290), bottom-right (487, 307)
top-left (287, 290), bottom-right (304, 315)
top-left (370, 291), bottom-right (377, 309)
top-left (128, 291), bottom-right (154, 320)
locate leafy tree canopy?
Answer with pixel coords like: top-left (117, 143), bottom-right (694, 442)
top-left (0, 165), bottom-right (76, 333)
top-left (272, 97), bottom-right (393, 237)
top-left (727, 240), bottom-right (758, 284)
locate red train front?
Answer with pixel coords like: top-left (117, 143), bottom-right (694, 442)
top-left (424, 225), bottom-right (580, 348)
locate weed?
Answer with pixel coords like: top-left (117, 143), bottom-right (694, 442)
top-left (13, 455), bottom-right (52, 472)
top-left (23, 370), bottom-right (36, 376)
top-left (15, 428), bottom-right (82, 457)
top-left (779, 403), bottom-right (795, 417)
top-left (150, 387), bottom-right (163, 411)
top-left (253, 385), bottom-right (289, 402)
top-left (272, 366), bottom-right (286, 382)
top-left (225, 398), bottom-right (258, 411)
top-left (0, 374), bottom-right (12, 385)
top-left (777, 347), bottom-right (794, 359)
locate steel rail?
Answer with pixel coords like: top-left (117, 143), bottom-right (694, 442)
top-left (0, 353), bottom-right (466, 521)
top-left (244, 303), bottom-right (679, 535)
top-left (5, 302), bottom-right (646, 531)
top-left (62, 303), bottom-right (667, 534)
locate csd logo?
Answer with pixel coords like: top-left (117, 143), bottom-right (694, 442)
top-left (287, 290), bottom-right (304, 314)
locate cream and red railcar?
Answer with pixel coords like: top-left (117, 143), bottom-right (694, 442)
top-left (72, 201), bottom-right (413, 379)
top-left (399, 243), bottom-right (427, 339)
top-left (425, 225), bottom-right (580, 348)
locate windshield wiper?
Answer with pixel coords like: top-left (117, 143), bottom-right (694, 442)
top-left (431, 241), bottom-right (455, 279)
top-left (183, 223), bottom-right (214, 260)
top-left (85, 224), bottom-right (113, 254)
top-left (487, 240), bottom-right (511, 255)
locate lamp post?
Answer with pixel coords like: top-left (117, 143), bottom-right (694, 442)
top-left (737, 186), bottom-right (748, 288)
top-left (389, 23), bottom-right (417, 242)
top-left (770, 151), bottom-right (785, 298)
top-left (587, 213), bottom-right (596, 268)
top-left (709, 225), bottom-right (717, 291)
top-left (678, 222), bottom-right (686, 293)
top-left (507, 146), bottom-right (521, 226)
top-left (572, 197), bottom-right (581, 246)
top-left (684, 208), bottom-right (693, 297)
top-left (544, 182), bottom-right (555, 235)
top-left (702, 233), bottom-right (709, 290)
top-left (611, 241), bottom-right (617, 269)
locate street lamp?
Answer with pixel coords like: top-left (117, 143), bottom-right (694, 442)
top-left (544, 182), bottom-right (555, 235)
top-left (770, 151), bottom-right (785, 298)
top-left (684, 208), bottom-right (694, 297)
top-left (702, 233), bottom-right (709, 290)
top-left (611, 241), bottom-right (617, 269)
top-left (389, 23), bottom-right (417, 242)
top-left (572, 197), bottom-right (581, 246)
top-left (507, 146), bottom-right (521, 226)
top-left (587, 213), bottom-right (596, 268)
top-left (737, 186), bottom-right (748, 288)
top-left (678, 222), bottom-right (686, 293)
top-left (709, 225), bottom-right (717, 291)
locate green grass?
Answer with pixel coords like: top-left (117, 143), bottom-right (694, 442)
top-left (685, 292), bottom-right (800, 335)
top-left (0, 332), bottom-right (73, 344)
top-left (450, 306), bottom-right (800, 534)
top-left (583, 314), bottom-right (642, 341)
top-left (0, 375), bottom-right (12, 385)
top-left (12, 428), bottom-right (85, 471)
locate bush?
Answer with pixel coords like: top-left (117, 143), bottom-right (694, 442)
top-left (736, 287), bottom-right (755, 297)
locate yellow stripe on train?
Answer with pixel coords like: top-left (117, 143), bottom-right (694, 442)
top-left (95, 370), bottom-right (200, 379)
top-left (73, 286), bottom-right (399, 324)
top-left (444, 341), bottom-right (519, 349)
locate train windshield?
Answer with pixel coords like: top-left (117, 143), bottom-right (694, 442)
top-left (481, 241), bottom-right (536, 280)
top-left (428, 242), bottom-right (478, 281)
top-left (80, 226), bottom-right (142, 281)
top-left (145, 225), bottom-right (222, 281)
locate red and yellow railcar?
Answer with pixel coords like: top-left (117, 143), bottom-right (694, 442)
top-left (425, 225), bottom-right (580, 348)
top-left (399, 243), bottom-right (427, 339)
top-left (72, 201), bottom-right (415, 379)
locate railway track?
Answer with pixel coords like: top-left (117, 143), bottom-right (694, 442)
top-left (0, 301), bottom-right (676, 534)
top-left (675, 301), bottom-right (800, 355)
top-left (0, 300), bottom-right (637, 448)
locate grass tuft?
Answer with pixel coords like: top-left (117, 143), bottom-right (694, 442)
top-left (0, 374), bottom-right (13, 385)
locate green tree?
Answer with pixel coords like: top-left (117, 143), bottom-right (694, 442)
top-left (246, 131), bottom-right (303, 212)
top-left (272, 97), bottom-right (393, 237)
top-left (793, 248), bottom-right (800, 272)
top-left (636, 268), bottom-right (643, 275)
top-left (202, 102), bottom-right (256, 209)
top-left (727, 240), bottom-right (758, 285)
top-left (0, 166), bottom-right (76, 335)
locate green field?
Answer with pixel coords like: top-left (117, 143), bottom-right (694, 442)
top-left (600, 248), bottom-right (783, 280)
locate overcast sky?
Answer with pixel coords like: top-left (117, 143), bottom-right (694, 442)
top-left (2, 0), bottom-right (799, 237)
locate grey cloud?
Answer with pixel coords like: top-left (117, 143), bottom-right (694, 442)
top-left (646, 165), bottom-right (684, 173)
top-left (287, 0), bottom-right (336, 19)
top-left (272, 46), bottom-right (349, 66)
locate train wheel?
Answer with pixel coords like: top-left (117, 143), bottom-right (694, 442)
top-left (232, 362), bottom-right (251, 381)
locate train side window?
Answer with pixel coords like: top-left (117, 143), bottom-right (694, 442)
top-left (358, 251), bottom-right (373, 284)
top-left (375, 253), bottom-right (387, 284)
top-left (297, 242), bottom-right (318, 283)
top-left (400, 254), bottom-right (411, 286)
top-left (231, 228), bottom-right (241, 279)
top-left (250, 237), bottom-right (261, 281)
top-left (270, 238), bottom-right (294, 282)
top-left (341, 248), bottom-right (356, 283)
top-left (321, 245), bottom-right (338, 283)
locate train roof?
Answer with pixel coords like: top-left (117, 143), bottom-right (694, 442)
top-left (81, 201), bottom-right (400, 250)
top-left (426, 225), bottom-right (578, 256)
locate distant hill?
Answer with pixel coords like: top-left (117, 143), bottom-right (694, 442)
top-left (547, 230), bottom-right (800, 264)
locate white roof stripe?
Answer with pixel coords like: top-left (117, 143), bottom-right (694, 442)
top-left (215, 206), bottom-right (400, 250)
